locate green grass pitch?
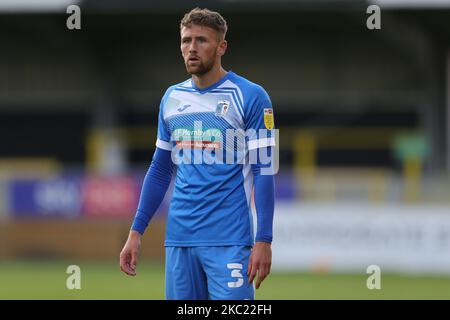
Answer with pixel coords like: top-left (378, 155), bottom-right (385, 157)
top-left (0, 260), bottom-right (449, 299)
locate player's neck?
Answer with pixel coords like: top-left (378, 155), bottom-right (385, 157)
top-left (192, 66), bottom-right (227, 90)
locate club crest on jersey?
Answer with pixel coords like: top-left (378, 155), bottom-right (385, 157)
top-left (215, 100), bottom-right (230, 117)
top-left (264, 108), bottom-right (274, 130)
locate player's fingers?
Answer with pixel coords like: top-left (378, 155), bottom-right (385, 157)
top-left (255, 270), bottom-right (265, 289)
top-left (247, 255), bottom-right (253, 276)
top-left (119, 252), bottom-right (127, 270)
top-left (130, 251), bottom-right (138, 272)
top-left (255, 274), bottom-right (262, 289)
top-left (120, 252), bottom-right (135, 276)
top-left (248, 260), bottom-right (258, 284)
top-left (123, 263), bottom-right (136, 276)
top-left (119, 255), bottom-right (129, 274)
top-left (120, 256), bottom-right (127, 273)
top-left (255, 272), bottom-right (266, 289)
top-left (255, 263), bottom-right (270, 289)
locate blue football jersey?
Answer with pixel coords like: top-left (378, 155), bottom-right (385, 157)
top-left (156, 71), bottom-right (275, 247)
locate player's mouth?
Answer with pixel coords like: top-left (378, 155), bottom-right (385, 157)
top-left (188, 56), bottom-right (200, 64)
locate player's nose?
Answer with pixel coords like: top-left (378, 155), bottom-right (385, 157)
top-left (188, 41), bottom-right (198, 52)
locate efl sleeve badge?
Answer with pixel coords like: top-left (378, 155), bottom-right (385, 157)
top-left (263, 108), bottom-right (274, 130)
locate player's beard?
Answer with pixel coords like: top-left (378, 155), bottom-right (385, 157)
top-left (185, 51), bottom-right (216, 75)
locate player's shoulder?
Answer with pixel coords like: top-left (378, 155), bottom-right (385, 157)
top-left (227, 71), bottom-right (270, 102)
top-left (159, 78), bottom-right (192, 112)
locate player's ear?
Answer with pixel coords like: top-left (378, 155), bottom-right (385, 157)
top-left (217, 39), bottom-right (227, 57)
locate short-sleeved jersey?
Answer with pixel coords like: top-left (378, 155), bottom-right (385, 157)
top-left (156, 71), bottom-right (275, 247)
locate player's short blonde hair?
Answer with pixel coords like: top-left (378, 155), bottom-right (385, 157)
top-left (180, 7), bottom-right (228, 40)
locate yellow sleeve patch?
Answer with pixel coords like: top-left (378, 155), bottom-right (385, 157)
top-left (263, 108), bottom-right (274, 130)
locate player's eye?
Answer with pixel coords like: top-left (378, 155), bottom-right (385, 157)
top-left (182, 38), bottom-right (191, 44)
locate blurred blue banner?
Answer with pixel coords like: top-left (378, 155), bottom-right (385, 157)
top-left (10, 177), bottom-right (82, 218)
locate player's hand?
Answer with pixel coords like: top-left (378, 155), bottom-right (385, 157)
top-left (119, 230), bottom-right (142, 276)
top-left (247, 241), bottom-right (272, 289)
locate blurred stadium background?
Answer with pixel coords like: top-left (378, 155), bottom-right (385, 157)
top-left (1, 0), bottom-right (450, 299)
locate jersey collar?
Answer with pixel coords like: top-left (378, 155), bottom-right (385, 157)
top-left (191, 71), bottom-right (234, 94)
